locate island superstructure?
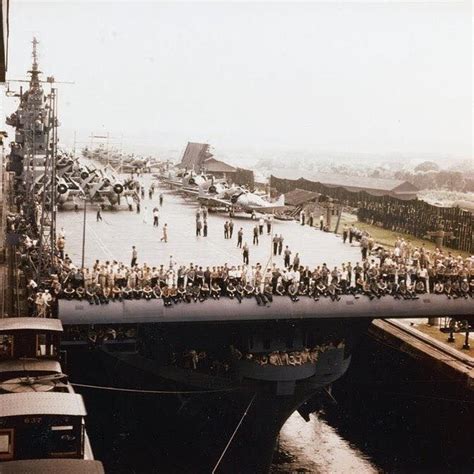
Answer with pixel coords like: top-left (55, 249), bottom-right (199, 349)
top-left (1, 38), bottom-right (103, 472)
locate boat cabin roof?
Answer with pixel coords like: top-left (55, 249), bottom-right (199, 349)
top-left (0, 459), bottom-right (105, 473)
top-left (0, 392), bottom-right (86, 417)
top-left (0, 359), bottom-right (62, 374)
top-left (0, 317), bottom-right (63, 333)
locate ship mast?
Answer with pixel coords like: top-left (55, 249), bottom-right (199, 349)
top-left (35, 38), bottom-right (58, 281)
top-left (16, 37), bottom-right (58, 281)
top-left (29, 37), bottom-right (41, 88)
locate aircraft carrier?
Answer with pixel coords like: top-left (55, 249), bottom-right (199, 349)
top-left (1, 40), bottom-right (371, 473)
top-left (3, 40), bottom-right (473, 474)
top-left (56, 172), bottom-right (368, 472)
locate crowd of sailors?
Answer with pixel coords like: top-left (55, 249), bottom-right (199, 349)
top-left (63, 323), bottom-right (344, 371)
top-left (231, 342), bottom-right (345, 367)
top-left (25, 241), bottom-right (471, 314)
top-left (8, 180), bottom-right (474, 317)
top-left (175, 342), bottom-right (345, 372)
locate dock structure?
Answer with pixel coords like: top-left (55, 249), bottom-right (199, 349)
top-left (371, 319), bottom-right (474, 391)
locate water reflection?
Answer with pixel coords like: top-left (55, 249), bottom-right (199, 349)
top-left (273, 412), bottom-right (377, 473)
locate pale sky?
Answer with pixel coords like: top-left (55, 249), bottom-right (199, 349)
top-left (5, 1), bottom-right (473, 160)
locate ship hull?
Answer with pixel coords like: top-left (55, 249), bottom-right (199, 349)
top-left (62, 318), bottom-right (368, 472)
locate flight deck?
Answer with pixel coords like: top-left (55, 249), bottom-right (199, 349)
top-left (57, 175), bottom-right (361, 269)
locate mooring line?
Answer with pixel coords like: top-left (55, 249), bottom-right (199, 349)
top-left (211, 392), bottom-right (257, 474)
top-left (71, 381), bottom-right (237, 395)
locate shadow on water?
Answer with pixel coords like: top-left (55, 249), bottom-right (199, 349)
top-left (82, 331), bottom-right (473, 473)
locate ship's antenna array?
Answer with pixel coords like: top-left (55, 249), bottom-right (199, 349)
top-left (5, 37), bottom-right (70, 282)
top-left (31, 37), bottom-right (39, 74)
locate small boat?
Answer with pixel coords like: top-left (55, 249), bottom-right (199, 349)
top-left (0, 317), bottom-right (102, 467)
top-left (0, 459), bottom-right (105, 473)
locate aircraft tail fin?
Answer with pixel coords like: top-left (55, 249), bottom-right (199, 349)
top-left (275, 194), bottom-right (285, 206)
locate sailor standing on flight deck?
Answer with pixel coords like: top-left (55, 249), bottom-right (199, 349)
top-left (242, 243), bottom-right (249, 265)
top-left (224, 221), bottom-right (229, 239)
top-left (277, 235), bottom-right (284, 255)
top-left (196, 219), bottom-right (202, 237)
top-left (266, 215), bottom-right (272, 235)
top-left (284, 246), bottom-right (292, 268)
top-left (96, 204), bottom-right (102, 222)
top-left (342, 225), bottom-right (349, 244)
top-left (237, 228), bottom-right (243, 248)
top-left (160, 224), bottom-right (168, 243)
top-left (253, 225), bottom-right (259, 245)
top-left (273, 235), bottom-right (278, 255)
top-left (57, 236), bottom-right (65, 260)
top-left (131, 246), bottom-right (138, 267)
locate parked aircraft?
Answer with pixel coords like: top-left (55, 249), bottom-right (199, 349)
top-left (198, 186), bottom-right (285, 213)
top-left (53, 154), bottom-right (140, 208)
